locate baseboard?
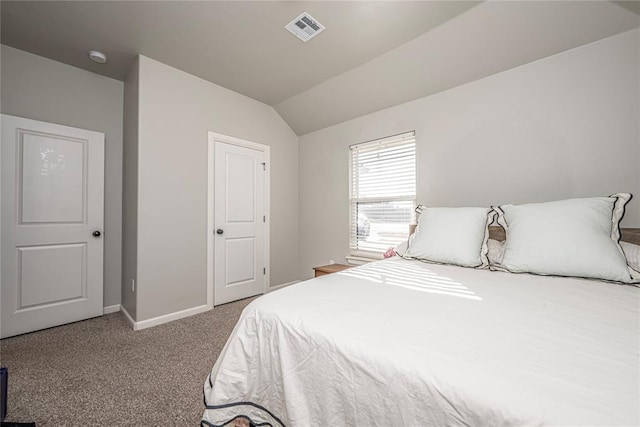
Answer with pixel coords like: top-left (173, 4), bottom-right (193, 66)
top-left (103, 304), bottom-right (121, 314)
top-left (132, 304), bottom-right (211, 331)
top-left (120, 305), bottom-right (135, 328)
top-left (267, 280), bottom-right (300, 292)
top-left (121, 292), bottom-right (284, 331)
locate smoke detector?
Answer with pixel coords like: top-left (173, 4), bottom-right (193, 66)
top-left (88, 50), bottom-right (107, 64)
top-left (285, 12), bottom-right (325, 42)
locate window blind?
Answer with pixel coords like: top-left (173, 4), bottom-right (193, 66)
top-left (349, 131), bottom-right (416, 256)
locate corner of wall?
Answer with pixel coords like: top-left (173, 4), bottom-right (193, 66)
top-left (121, 56), bottom-right (140, 320)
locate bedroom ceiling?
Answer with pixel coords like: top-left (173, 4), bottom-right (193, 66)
top-left (2, 1), bottom-right (639, 135)
top-left (0, 1), bottom-right (478, 104)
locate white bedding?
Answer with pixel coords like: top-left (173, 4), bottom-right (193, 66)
top-left (202, 258), bottom-right (640, 426)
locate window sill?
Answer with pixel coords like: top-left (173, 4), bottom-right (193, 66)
top-left (345, 254), bottom-right (382, 266)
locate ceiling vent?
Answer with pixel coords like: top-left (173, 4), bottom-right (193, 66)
top-left (285, 12), bottom-right (325, 42)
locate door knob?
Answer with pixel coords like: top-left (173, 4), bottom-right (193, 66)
top-left (92, 230), bottom-right (102, 238)
top-left (216, 229), bottom-right (224, 235)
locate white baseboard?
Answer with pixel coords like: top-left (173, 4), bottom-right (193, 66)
top-left (267, 280), bottom-right (300, 292)
top-left (121, 292), bottom-right (283, 331)
top-left (103, 304), bottom-right (121, 314)
top-left (120, 305), bottom-right (135, 328)
top-left (132, 304), bottom-right (211, 331)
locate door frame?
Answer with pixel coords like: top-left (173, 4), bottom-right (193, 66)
top-left (207, 132), bottom-right (270, 308)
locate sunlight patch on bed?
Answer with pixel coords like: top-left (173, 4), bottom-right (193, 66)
top-left (338, 260), bottom-right (482, 300)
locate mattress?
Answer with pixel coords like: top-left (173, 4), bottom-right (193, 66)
top-left (202, 258), bottom-right (640, 426)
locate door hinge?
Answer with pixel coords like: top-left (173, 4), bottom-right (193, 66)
top-left (263, 267), bottom-right (266, 275)
top-left (263, 215), bottom-right (266, 223)
top-left (261, 162), bottom-right (266, 171)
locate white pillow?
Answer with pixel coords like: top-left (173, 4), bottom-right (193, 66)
top-left (621, 241), bottom-right (640, 273)
top-left (404, 207), bottom-right (495, 268)
top-left (494, 193), bottom-right (639, 283)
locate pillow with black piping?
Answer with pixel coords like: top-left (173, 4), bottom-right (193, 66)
top-left (494, 193), bottom-right (640, 284)
top-left (404, 207), bottom-right (495, 268)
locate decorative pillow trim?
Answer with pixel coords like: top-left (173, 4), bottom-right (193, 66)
top-left (489, 206), bottom-right (510, 272)
top-left (609, 193), bottom-right (640, 280)
top-left (493, 206), bottom-right (507, 232)
top-left (610, 193), bottom-right (631, 241)
top-left (478, 210), bottom-right (497, 269)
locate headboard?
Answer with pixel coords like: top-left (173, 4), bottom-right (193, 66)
top-left (487, 226), bottom-right (640, 245)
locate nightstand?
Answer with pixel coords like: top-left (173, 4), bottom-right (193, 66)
top-left (313, 263), bottom-right (352, 277)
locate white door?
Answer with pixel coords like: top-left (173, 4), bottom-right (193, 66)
top-left (212, 138), bottom-right (266, 305)
top-left (1, 115), bottom-right (105, 338)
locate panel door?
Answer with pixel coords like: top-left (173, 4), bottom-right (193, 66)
top-left (1, 115), bottom-right (105, 338)
top-left (214, 141), bottom-right (265, 305)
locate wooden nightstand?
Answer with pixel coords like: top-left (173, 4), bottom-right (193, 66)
top-left (313, 263), bottom-right (352, 277)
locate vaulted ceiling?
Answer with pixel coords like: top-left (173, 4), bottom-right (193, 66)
top-left (2, 1), bottom-right (639, 135)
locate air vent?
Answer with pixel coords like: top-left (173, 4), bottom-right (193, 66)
top-left (285, 12), bottom-right (325, 42)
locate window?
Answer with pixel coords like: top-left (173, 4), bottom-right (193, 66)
top-left (349, 131), bottom-right (416, 257)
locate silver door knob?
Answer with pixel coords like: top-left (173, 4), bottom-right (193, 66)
top-left (216, 229), bottom-right (224, 235)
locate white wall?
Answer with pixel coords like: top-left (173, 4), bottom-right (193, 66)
top-left (298, 29), bottom-right (640, 279)
top-left (132, 56), bottom-right (299, 321)
top-left (1, 45), bottom-right (124, 307)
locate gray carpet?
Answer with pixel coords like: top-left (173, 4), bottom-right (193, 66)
top-left (0, 297), bottom-right (256, 426)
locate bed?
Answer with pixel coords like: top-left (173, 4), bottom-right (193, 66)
top-left (202, 199), bottom-right (640, 426)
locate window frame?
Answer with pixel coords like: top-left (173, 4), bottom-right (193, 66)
top-left (348, 131), bottom-right (416, 259)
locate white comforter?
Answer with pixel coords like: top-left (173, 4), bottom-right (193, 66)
top-left (202, 258), bottom-right (640, 426)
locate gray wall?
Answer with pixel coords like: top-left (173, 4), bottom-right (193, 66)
top-left (1, 45), bottom-right (124, 308)
top-left (132, 56), bottom-right (299, 321)
top-left (121, 58), bottom-right (139, 318)
top-left (298, 29), bottom-right (640, 279)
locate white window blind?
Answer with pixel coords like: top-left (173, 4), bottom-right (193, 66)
top-left (349, 131), bottom-right (416, 257)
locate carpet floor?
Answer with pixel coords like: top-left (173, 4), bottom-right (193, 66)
top-left (0, 297), bottom-right (255, 426)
